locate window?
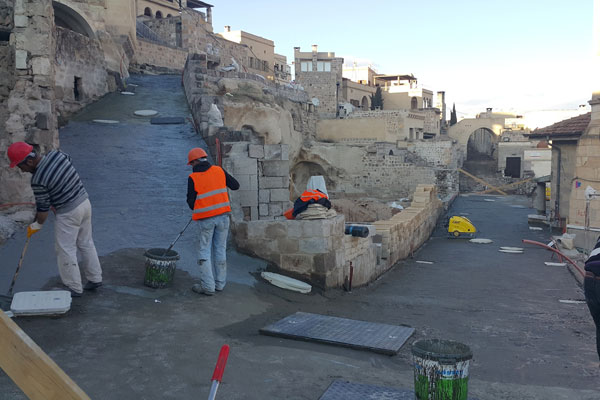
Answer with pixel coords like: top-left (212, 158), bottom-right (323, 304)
top-left (301, 61), bottom-right (311, 72)
top-left (317, 61), bottom-right (330, 72)
top-left (263, 60), bottom-right (268, 71)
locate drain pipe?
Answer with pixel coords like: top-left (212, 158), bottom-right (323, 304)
top-left (549, 139), bottom-right (561, 225)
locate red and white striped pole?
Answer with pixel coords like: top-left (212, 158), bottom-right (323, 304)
top-left (208, 345), bottom-right (230, 400)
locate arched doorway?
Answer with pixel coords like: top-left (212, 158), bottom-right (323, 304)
top-left (460, 128), bottom-right (498, 191)
top-left (156, 10), bottom-right (163, 18)
top-left (467, 128), bottom-right (495, 161)
top-left (361, 96), bottom-right (369, 110)
top-left (144, 7), bottom-right (152, 16)
top-left (52, 1), bottom-right (95, 38)
top-left (411, 97), bottom-right (418, 109)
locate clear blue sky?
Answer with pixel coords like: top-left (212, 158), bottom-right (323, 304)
top-left (212, 0), bottom-right (594, 117)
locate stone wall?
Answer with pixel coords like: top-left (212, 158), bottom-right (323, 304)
top-left (141, 16), bottom-right (181, 48)
top-left (220, 142), bottom-right (292, 222)
top-left (233, 184), bottom-right (443, 289)
top-left (132, 38), bottom-right (188, 73)
top-left (296, 142), bottom-right (458, 200)
top-left (0, 0), bottom-right (58, 206)
top-left (55, 27), bottom-right (108, 120)
top-left (410, 140), bottom-right (461, 168)
top-left (373, 185), bottom-right (443, 266)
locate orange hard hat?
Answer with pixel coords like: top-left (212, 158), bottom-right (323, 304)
top-left (187, 148), bottom-right (208, 164)
top-left (7, 142), bottom-right (34, 168)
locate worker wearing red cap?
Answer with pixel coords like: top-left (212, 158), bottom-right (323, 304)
top-left (187, 148), bottom-right (239, 295)
top-left (6, 142), bottom-right (102, 297)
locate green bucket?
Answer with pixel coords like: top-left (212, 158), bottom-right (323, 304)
top-left (144, 248), bottom-right (179, 288)
top-left (412, 339), bottom-right (473, 400)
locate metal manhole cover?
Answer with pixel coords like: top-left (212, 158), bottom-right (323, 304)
top-left (260, 312), bottom-right (414, 355)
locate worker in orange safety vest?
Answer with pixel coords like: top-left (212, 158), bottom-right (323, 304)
top-left (187, 148), bottom-right (239, 296)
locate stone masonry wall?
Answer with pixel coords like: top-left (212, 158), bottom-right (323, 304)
top-left (0, 0), bottom-right (58, 206)
top-left (141, 16), bottom-right (181, 48)
top-left (55, 27), bottom-right (108, 120)
top-left (221, 142), bottom-right (292, 222)
top-left (132, 38), bottom-right (188, 73)
top-left (233, 184), bottom-right (443, 289)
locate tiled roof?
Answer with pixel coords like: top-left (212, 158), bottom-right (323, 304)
top-left (528, 112), bottom-right (591, 138)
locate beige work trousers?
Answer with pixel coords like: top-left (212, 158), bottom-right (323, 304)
top-left (54, 199), bottom-right (102, 293)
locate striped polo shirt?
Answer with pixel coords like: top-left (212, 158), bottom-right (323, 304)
top-left (31, 150), bottom-right (88, 214)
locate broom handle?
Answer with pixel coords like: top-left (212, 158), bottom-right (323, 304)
top-left (8, 237), bottom-right (31, 296)
top-left (162, 217), bottom-right (193, 256)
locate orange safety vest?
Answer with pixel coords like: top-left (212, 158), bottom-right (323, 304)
top-left (190, 167), bottom-right (231, 220)
top-left (300, 189), bottom-right (328, 202)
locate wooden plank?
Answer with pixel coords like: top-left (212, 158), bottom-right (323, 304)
top-left (0, 310), bottom-right (91, 400)
top-left (458, 168), bottom-right (507, 195)
top-left (476, 177), bottom-right (534, 194)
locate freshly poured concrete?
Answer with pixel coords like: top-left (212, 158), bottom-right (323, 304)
top-left (0, 76), bottom-right (598, 399)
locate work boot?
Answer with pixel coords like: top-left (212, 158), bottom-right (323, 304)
top-left (62, 286), bottom-right (82, 297)
top-left (191, 284), bottom-right (214, 296)
top-left (84, 281), bottom-right (103, 291)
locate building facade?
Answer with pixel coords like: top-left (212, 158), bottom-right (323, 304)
top-left (294, 45), bottom-right (344, 117)
top-left (218, 26), bottom-right (274, 80)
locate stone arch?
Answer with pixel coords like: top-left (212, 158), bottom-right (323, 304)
top-left (466, 128), bottom-right (496, 161)
top-left (411, 97), bottom-right (418, 109)
top-left (144, 7), bottom-right (152, 16)
top-left (361, 96), bottom-right (369, 110)
top-left (167, 14), bottom-right (173, 17)
top-left (52, 1), bottom-right (95, 38)
top-left (156, 10), bottom-right (163, 18)
top-left (290, 161), bottom-right (336, 198)
top-left (447, 118), bottom-right (504, 150)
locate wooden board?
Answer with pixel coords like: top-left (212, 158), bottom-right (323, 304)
top-left (0, 310), bottom-right (90, 399)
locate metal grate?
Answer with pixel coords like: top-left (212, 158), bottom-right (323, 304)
top-left (319, 380), bottom-right (414, 400)
top-left (260, 312), bottom-right (414, 355)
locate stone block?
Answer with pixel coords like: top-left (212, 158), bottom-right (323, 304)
top-left (14, 15), bottom-right (27, 28)
top-left (259, 177), bottom-right (283, 189)
top-left (247, 220), bottom-right (268, 237)
top-left (232, 157), bottom-right (258, 175)
top-left (234, 190), bottom-right (258, 207)
top-left (302, 220), bottom-right (331, 237)
top-left (35, 113), bottom-right (49, 130)
top-left (236, 174), bottom-right (251, 190)
top-left (287, 221), bottom-right (303, 238)
top-left (265, 222), bottom-right (287, 239)
top-left (280, 254), bottom-right (314, 275)
top-left (248, 144), bottom-right (264, 158)
top-left (264, 144), bottom-right (286, 160)
top-left (15, 50), bottom-right (27, 70)
top-left (278, 238), bottom-right (299, 253)
top-left (270, 188), bottom-right (290, 202)
top-left (261, 160), bottom-right (288, 177)
top-left (269, 202), bottom-right (283, 217)
top-left (249, 174), bottom-right (258, 190)
top-left (250, 206), bottom-right (259, 221)
top-left (299, 237), bottom-right (330, 254)
top-left (258, 190), bottom-right (270, 203)
top-left (259, 203), bottom-right (269, 216)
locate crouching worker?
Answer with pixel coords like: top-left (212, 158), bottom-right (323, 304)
top-left (7, 142), bottom-right (103, 297)
top-left (187, 148), bottom-right (239, 295)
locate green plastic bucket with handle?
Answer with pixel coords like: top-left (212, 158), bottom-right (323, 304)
top-left (412, 339), bottom-right (473, 400)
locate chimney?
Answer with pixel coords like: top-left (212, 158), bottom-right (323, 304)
top-left (312, 44), bottom-right (318, 52)
top-left (224, 25), bottom-right (231, 32)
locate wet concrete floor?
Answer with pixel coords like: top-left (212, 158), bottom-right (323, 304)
top-left (0, 75), bottom-right (599, 399)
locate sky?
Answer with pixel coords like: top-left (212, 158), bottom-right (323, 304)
top-left (212, 0), bottom-right (595, 119)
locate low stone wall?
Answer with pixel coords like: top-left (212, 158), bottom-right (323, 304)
top-left (132, 38), bottom-right (187, 73)
top-left (374, 185), bottom-right (443, 266)
top-left (234, 184), bottom-right (443, 289)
